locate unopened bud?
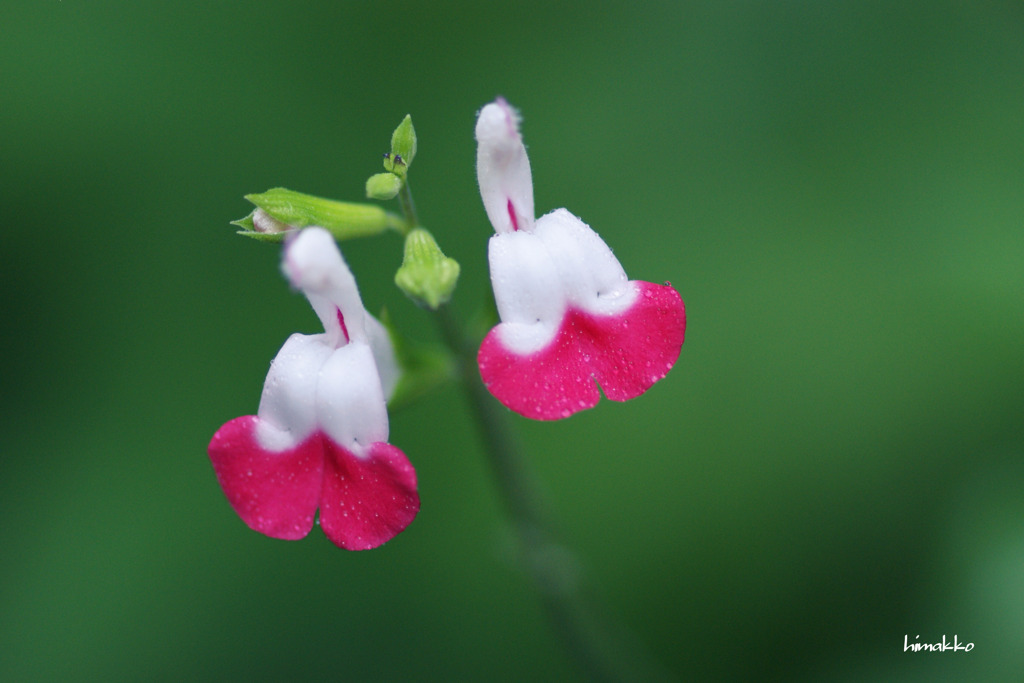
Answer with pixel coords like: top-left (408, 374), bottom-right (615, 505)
top-left (394, 228), bottom-right (460, 309)
top-left (366, 172), bottom-right (402, 201)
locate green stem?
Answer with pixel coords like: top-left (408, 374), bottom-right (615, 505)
top-left (433, 308), bottom-right (600, 675)
top-left (397, 178), bottom-right (418, 233)
top-left (385, 211), bottom-right (409, 235)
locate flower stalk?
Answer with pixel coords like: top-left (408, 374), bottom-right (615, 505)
top-left (396, 174), bottom-right (418, 232)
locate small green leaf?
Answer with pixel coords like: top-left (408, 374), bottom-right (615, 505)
top-left (394, 228), bottom-right (460, 309)
top-left (243, 187), bottom-right (404, 241)
top-left (379, 309), bottom-right (455, 411)
top-left (390, 115), bottom-right (417, 169)
top-left (366, 172), bottom-right (402, 201)
top-left (469, 291), bottom-right (500, 341)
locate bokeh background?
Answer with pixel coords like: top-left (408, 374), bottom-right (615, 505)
top-left (3, 2), bottom-right (1022, 680)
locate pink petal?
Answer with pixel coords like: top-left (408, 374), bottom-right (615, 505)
top-left (478, 281), bottom-right (685, 420)
top-left (319, 440), bottom-right (420, 551)
top-left (208, 415), bottom-right (324, 540)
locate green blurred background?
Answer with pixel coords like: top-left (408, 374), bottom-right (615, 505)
top-left (3, 2), bottom-right (1022, 680)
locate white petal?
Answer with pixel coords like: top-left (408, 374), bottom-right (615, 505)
top-left (316, 342), bottom-right (389, 457)
top-left (476, 99), bottom-right (535, 234)
top-left (252, 208), bottom-right (291, 234)
top-left (488, 231), bottom-right (567, 354)
top-left (255, 332), bottom-right (334, 451)
top-left (534, 209), bottom-right (637, 316)
top-left (282, 227), bottom-right (368, 344)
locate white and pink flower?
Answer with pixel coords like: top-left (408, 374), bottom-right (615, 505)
top-left (475, 98), bottom-right (686, 420)
top-left (208, 227), bottom-right (418, 550)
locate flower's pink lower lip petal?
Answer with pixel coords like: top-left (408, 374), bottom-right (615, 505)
top-left (478, 317), bottom-right (602, 420)
top-left (478, 281), bottom-right (685, 420)
top-left (319, 440), bottom-right (420, 551)
top-left (208, 415), bottom-right (323, 541)
top-left (581, 281), bottom-right (686, 402)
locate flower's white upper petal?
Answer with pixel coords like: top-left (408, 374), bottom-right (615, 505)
top-left (488, 231), bottom-right (567, 354)
top-left (283, 227), bottom-right (368, 344)
top-left (255, 332), bottom-right (334, 452)
top-left (316, 342), bottom-right (389, 457)
top-left (534, 208), bottom-right (636, 316)
top-left (256, 226), bottom-right (396, 452)
top-left (476, 99), bottom-right (535, 234)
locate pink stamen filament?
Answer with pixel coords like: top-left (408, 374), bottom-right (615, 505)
top-left (507, 199), bottom-right (519, 231)
top-left (336, 307), bottom-right (350, 343)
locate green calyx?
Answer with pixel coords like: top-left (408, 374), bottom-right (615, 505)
top-left (232, 187), bottom-right (404, 242)
top-left (394, 228), bottom-right (460, 309)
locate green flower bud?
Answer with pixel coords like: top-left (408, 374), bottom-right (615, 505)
top-left (234, 187), bottom-right (403, 242)
top-left (366, 172), bottom-right (402, 201)
top-left (394, 228), bottom-right (460, 309)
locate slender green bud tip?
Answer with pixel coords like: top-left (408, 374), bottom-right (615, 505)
top-left (394, 227), bottom-right (460, 309)
top-left (390, 114), bottom-right (417, 170)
